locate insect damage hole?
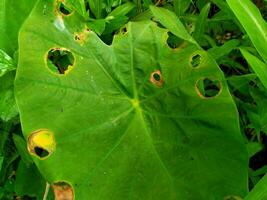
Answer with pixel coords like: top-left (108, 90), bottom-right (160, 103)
top-left (224, 195), bottom-right (243, 200)
top-left (34, 146), bottom-right (50, 158)
top-left (28, 129), bottom-right (56, 159)
top-left (47, 48), bottom-right (75, 75)
top-left (190, 54), bottom-right (202, 68)
top-left (166, 32), bottom-right (184, 49)
top-left (195, 78), bottom-right (222, 98)
top-left (58, 1), bottom-right (73, 16)
top-left (120, 27), bottom-right (128, 35)
top-left (53, 181), bottom-right (74, 200)
top-left (150, 70), bottom-right (164, 87)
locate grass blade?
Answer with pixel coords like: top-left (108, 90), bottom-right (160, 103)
top-left (245, 174), bottom-right (267, 200)
top-left (240, 48), bottom-right (267, 89)
top-left (193, 3), bottom-right (210, 43)
top-left (227, 0), bottom-right (267, 63)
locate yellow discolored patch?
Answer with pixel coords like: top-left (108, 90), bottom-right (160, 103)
top-left (28, 129), bottom-right (56, 159)
top-left (131, 99), bottom-right (140, 108)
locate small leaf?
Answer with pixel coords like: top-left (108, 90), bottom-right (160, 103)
top-left (65, 0), bottom-right (88, 19)
top-left (173, 0), bottom-right (192, 16)
top-left (208, 39), bottom-right (240, 60)
top-left (240, 48), bottom-right (267, 89)
top-left (87, 19), bottom-right (106, 35)
top-left (13, 134), bottom-right (33, 166)
top-left (227, 0), bottom-right (267, 64)
top-left (0, 72), bottom-right (18, 121)
top-left (108, 2), bottom-right (136, 17)
top-left (245, 174), bottom-right (267, 200)
top-left (0, 156), bottom-right (3, 172)
top-left (0, 49), bottom-right (16, 77)
top-left (149, 5), bottom-right (198, 46)
top-left (14, 161), bottom-right (47, 199)
top-left (193, 3), bottom-right (211, 43)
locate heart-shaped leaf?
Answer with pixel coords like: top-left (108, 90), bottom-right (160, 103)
top-left (15, 0), bottom-right (248, 199)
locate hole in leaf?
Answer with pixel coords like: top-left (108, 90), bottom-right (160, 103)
top-left (53, 181), bottom-right (74, 200)
top-left (58, 2), bottom-right (73, 16)
top-left (190, 54), bottom-right (201, 68)
top-left (74, 35), bottom-right (80, 41)
top-left (121, 27), bottom-right (127, 35)
top-left (224, 196), bottom-right (243, 200)
top-left (47, 48), bottom-right (75, 75)
top-left (195, 78), bottom-right (222, 98)
top-left (167, 32), bottom-right (184, 49)
top-left (153, 73), bottom-right (161, 81)
top-left (34, 147), bottom-right (50, 158)
top-left (150, 70), bottom-right (163, 87)
top-left (28, 129), bottom-right (56, 159)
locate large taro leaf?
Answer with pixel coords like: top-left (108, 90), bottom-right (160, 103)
top-left (15, 0), bottom-right (248, 199)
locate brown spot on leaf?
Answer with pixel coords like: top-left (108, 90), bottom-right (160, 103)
top-left (150, 70), bottom-right (164, 87)
top-left (74, 28), bottom-right (91, 45)
top-left (53, 181), bottom-right (74, 200)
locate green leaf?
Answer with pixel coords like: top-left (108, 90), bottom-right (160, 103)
top-left (14, 161), bottom-right (46, 199)
top-left (251, 165), bottom-right (267, 177)
top-left (15, 0), bottom-right (248, 199)
top-left (88, 0), bottom-right (104, 19)
top-left (149, 6), bottom-right (198, 46)
top-left (0, 49), bottom-right (16, 77)
top-left (65, 0), bottom-right (88, 19)
top-left (208, 39), bottom-right (240, 60)
top-left (13, 134), bottom-right (33, 166)
top-left (240, 48), bottom-right (267, 89)
top-left (0, 157), bottom-right (3, 172)
top-left (227, 0), bottom-right (267, 64)
top-left (247, 142), bottom-right (264, 158)
top-left (246, 85), bottom-right (267, 135)
top-left (193, 3), bottom-right (210, 43)
top-left (108, 2), bottom-right (136, 17)
top-left (104, 16), bottom-right (128, 34)
top-left (0, 72), bottom-right (18, 121)
top-left (0, 0), bottom-right (37, 56)
top-left (87, 19), bottom-right (106, 35)
top-left (173, 0), bottom-right (192, 16)
top-left (245, 174), bottom-right (267, 200)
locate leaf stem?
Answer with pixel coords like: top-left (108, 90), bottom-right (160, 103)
top-left (43, 182), bottom-right (50, 200)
